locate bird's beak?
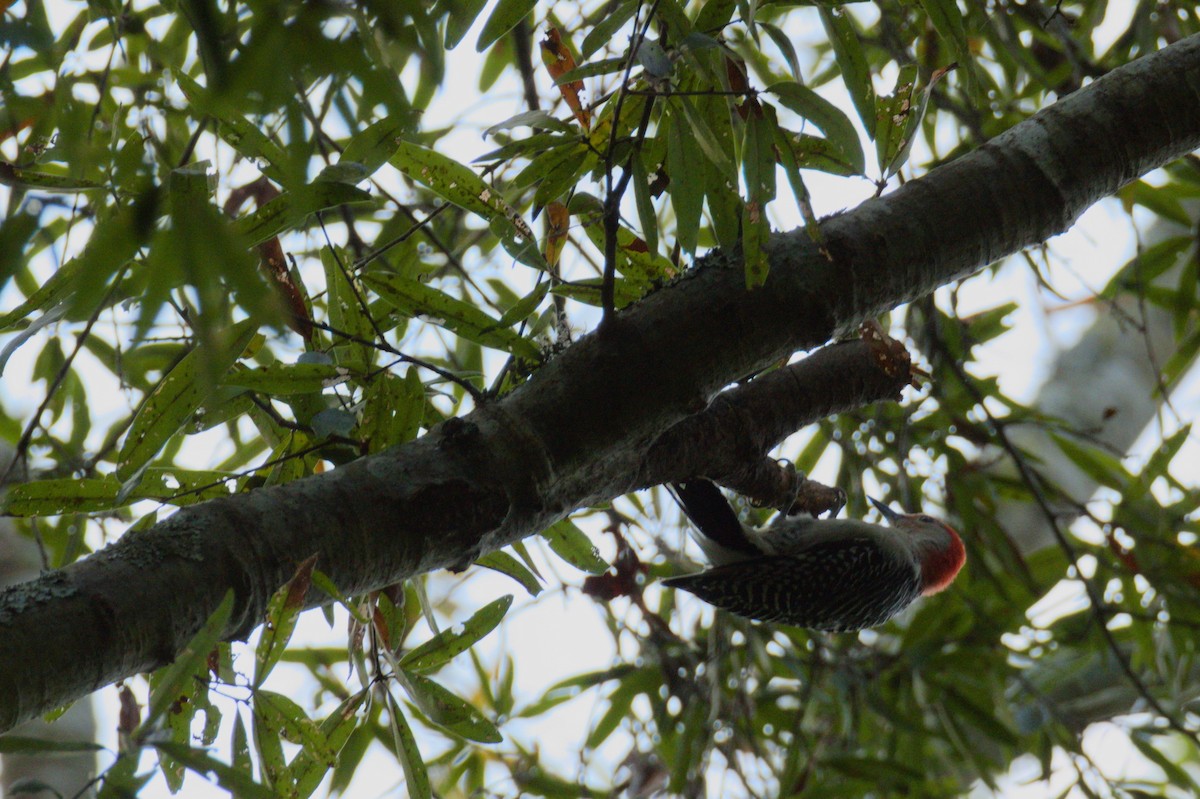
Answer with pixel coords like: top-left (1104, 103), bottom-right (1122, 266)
top-left (869, 497), bottom-right (902, 523)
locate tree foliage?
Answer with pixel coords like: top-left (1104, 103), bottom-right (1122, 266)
top-left (2, 0), bottom-right (1200, 796)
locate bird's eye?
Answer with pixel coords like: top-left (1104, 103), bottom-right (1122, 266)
top-left (917, 515), bottom-right (937, 524)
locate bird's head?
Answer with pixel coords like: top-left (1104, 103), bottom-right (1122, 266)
top-left (869, 497), bottom-right (966, 595)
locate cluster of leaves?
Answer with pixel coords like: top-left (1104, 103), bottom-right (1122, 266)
top-left (2, 0), bottom-right (1200, 795)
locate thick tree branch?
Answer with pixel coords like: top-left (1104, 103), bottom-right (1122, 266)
top-left (1, 34), bottom-right (1199, 732)
top-left (638, 338), bottom-right (912, 506)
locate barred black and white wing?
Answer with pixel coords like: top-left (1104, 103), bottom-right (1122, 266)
top-left (663, 536), bottom-right (923, 632)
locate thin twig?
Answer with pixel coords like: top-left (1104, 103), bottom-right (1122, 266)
top-left (307, 319), bottom-right (485, 403)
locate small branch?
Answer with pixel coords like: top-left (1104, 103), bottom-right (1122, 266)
top-left (639, 339), bottom-right (913, 499)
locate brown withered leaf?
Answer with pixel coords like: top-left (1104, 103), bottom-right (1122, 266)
top-left (544, 201), bottom-right (570, 267)
top-left (541, 27), bottom-right (591, 129)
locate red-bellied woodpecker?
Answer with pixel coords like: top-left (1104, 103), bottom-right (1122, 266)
top-left (663, 480), bottom-right (965, 632)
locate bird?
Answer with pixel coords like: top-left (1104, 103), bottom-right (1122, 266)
top-left (663, 479), bottom-right (965, 632)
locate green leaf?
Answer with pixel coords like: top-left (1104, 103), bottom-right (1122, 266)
top-left (496, 281), bottom-right (550, 328)
top-left (386, 693), bottom-right (431, 799)
top-left (254, 556), bottom-right (315, 688)
top-left (549, 278), bottom-right (644, 308)
top-left (0, 162), bottom-right (105, 192)
top-left (254, 690), bottom-right (328, 754)
top-left (1100, 235), bottom-right (1192, 300)
top-left (758, 22), bottom-right (801, 83)
top-left (174, 71), bottom-right (290, 186)
top-left (964, 301), bottom-right (1018, 345)
top-left (389, 142), bottom-right (523, 226)
top-left (1129, 730), bottom-right (1200, 794)
top-left (363, 272), bottom-right (541, 361)
top-left (554, 56), bottom-right (628, 83)
top-left (476, 0), bottom-right (537, 52)
top-left (1, 469), bottom-right (232, 516)
top-left (631, 152), bottom-right (659, 256)
top-left (338, 114), bottom-right (415, 178)
top-left (767, 81), bottom-right (865, 174)
top-left (742, 203), bottom-right (771, 288)
top-left (136, 591), bottom-right (235, 739)
top-left (1050, 433), bottom-right (1130, 491)
top-left (223, 363), bottom-right (351, 395)
top-left (388, 141), bottom-right (542, 268)
top-left (580, 3), bottom-right (635, 59)
top-left (916, 0), bottom-right (975, 93)
top-left (150, 743), bottom-right (275, 799)
top-left (875, 63), bottom-right (929, 178)
top-left (475, 550), bottom-right (543, 596)
top-left (252, 695), bottom-right (290, 788)
top-left (938, 684), bottom-right (1020, 747)
top-left (117, 320), bottom-right (258, 481)
top-left (0, 736), bottom-right (105, 753)
top-left (484, 109), bottom-right (576, 137)
top-left (234, 183), bottom-right (375, 247)
top-left (540, 519), bottom-right (608, 574)
top-left (666, 109), bottom-right (703, 254)
top-left (818, 6), bottom-right (876, 136)
top-left (673, 96), bottom-right (737, 182)
top-left (289, 691), bottom-right (368, 798)
top-left (585, 670), bottom-right (656, 748)
top-left (445, 0), bottom-right (490, 49)
top-left (743, 108), bottom-right (777, 204)
top-left (694, 0), bottom-right (737, 33)
top-left (2, 477), bottom-right (124, 516)
top-left (399, 594), bottom-right (514, 673)
top-left (402, 672), bottom-right (504, 743)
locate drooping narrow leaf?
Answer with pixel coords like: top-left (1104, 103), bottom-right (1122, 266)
top-left (363, 272), bottom-right (541, 361)
top-left (223, 363), bottom-right (350, 395)
top-left (388, 140), bottom-right (543, 268)
top-left (387, 693), bottom-right (432, 799)
top-left (540, 519), bottom-right (609, 574)
top-left (476, 0), bottom-right (537, 52)
top-left (234, 182), bottom-right (374, 247)
top-left (399, 594), bottom-right (514, 673)
top-left (475, 550), bottom-right (543, 595)
top-left (876, 63), bottom-right (949, 178)
top-left (631, 152), bottom-right (659, 256)
top-left (444, 0), bottom-right (490, 49)
top-left (758, 22), bottom-right (802, 83)
top-left (150, 743), bottom-right (276, 799)
top-left (819, 6), bottom-right (876, 136)
top-left (337, 114), bottom-right (415, 178)
top-left (916, 0), bottom-right (976, 93)
top-left (666, 109), bottom-right (703, 254)
top-left (174, 71), bottom-right (289, 185)
top-left (117, 320), bottom-right (258, 481)
top-left (767, 81), bottom-right (865, 175)
top-left (402, 672), bottom-right (504, 742)
top-left (742, 203), bottom-right (771, 289)
top-left (674, 95), bottom-right (737, 182)
top-left (288, 690), bottom-right (368, 798)
top-left (136, 591), bottom-right (235, 738)
top-left (255, 556), bottom-right (316, 688)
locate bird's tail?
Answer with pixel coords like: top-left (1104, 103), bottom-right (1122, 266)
top-left (669, 480), bottom-right (761, 562)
